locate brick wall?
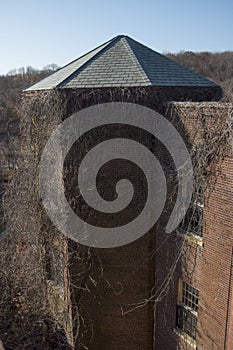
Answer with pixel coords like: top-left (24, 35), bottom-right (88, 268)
top-left (198, 155), bottom-right (233, 350)
top-left (154, 103), bottom-right (233, 350)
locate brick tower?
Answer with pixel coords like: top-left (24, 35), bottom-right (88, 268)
top-left (21, 35), bottom-right (232, 350)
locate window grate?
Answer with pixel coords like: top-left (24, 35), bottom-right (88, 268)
top-left (176, 280), bottom-right (199, 340)
top-left (180, 204), bottom-right (203, 237)
top-left (182, 281), bottom-right (199, 312)
top-left (177, 304), bottom-right (197, 339)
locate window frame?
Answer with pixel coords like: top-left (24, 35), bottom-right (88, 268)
top-left (176, 279), bottom-right (199, 340)
top-left (178, 184), bottom-right (204, 238)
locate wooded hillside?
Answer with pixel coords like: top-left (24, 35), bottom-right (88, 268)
top-left (0, 67), bottom-right (56, 122)
top-left (166, 51), bottom-right (233, 101)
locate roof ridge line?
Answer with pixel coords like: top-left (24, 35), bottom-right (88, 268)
top-left (126, 37), bottom-right (217, 85)
top-left (125, 36), bottom-right (218, 87)
top-left (57, 36), bottom-right (123, 88)
top-left (56, 37), bottom-right (114, 73)
top-left (24, 36), bottom-right (117, 92)
top-left (123, 37), bottom-right (151, 85)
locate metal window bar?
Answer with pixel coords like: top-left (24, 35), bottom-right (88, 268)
top-left (182, 282), bottom-right (199, 312)
top-left (180, 204), bottom-right (203, 237)
top-left (176, 304), bottom-right (197, 339)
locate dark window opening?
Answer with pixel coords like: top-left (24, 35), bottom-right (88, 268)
top-left (176, 280), bottom-right (199, 340)
top-left (179, 203), bottom-right (203, 237)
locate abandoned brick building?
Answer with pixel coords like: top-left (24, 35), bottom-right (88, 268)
top-left (1, 35), bottom-right (233, 350)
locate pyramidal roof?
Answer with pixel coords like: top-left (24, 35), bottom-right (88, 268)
top-left (26, 35), bottom-right (218, 91)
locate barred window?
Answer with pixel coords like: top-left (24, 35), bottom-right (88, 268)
top-left (179, 203), bottom-right (203, 237)
top-left (178, 182), bottom-right (204, 237)
top-left (182, 281), bottom-right (199, 312)
top-left (177, 305), bottom-right (197, 339)
top-left (176, 280), bottom-right (199, 339)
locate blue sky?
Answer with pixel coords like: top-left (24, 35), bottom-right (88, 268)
top-left (0, 0), bottom-right (232, 75)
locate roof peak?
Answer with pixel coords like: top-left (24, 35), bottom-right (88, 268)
top-left (114, 34), bottom-right (129, 39)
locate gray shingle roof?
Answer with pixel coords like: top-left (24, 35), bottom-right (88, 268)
top-left (25, 35), bottom-right (219, 91)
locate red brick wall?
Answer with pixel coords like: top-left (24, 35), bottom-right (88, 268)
top-left (198, 156), bottom-right (233, 350)
top-left (226, 251), bottom-right (233, 350)
top-left (154, 103), bottom-right (233, 350)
